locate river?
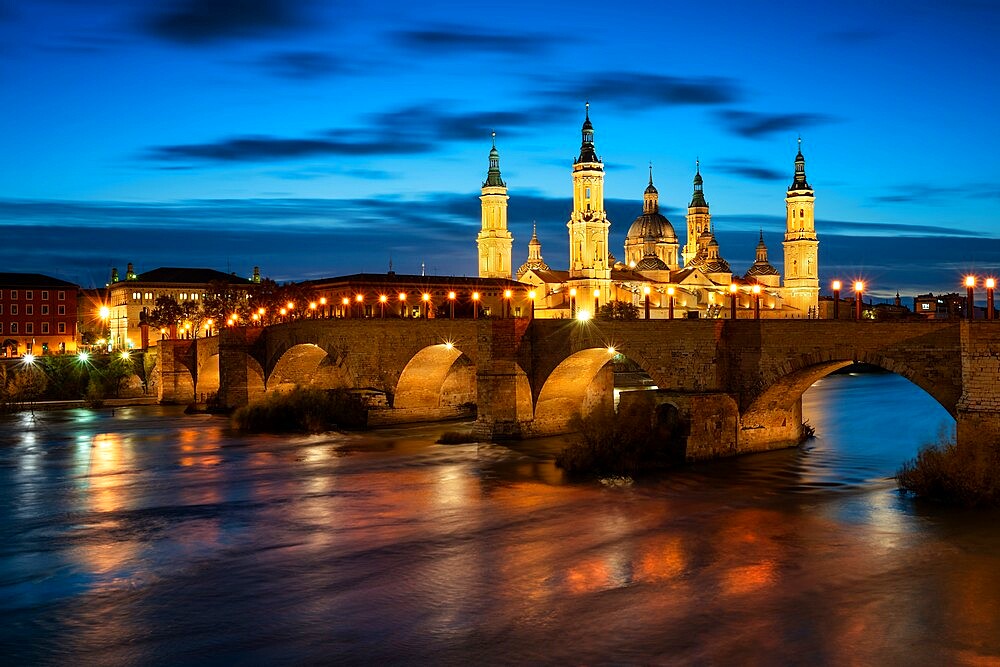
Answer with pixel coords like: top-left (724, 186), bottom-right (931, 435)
top-left (2, 372), bottom-right (999, 665)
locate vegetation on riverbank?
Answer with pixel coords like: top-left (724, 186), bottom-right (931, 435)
top-left (0, 354), bottom-right (146, 412)
top-left (231, 387), bottom-right (367, 433)
top-left (436, 430), bottom-right (479, 444)
top-left (897, 431), bottom-right (1000, 506)
top-left (555, 403), bottom-right (687, 477)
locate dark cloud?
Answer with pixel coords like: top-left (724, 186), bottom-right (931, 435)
top-left (715, 160), bottom-right (784, 182)
top-left (546, 72), bottom-right (740, 107)
top-left (873, 183), bottom-right (1000, 205)
top-left (396, 26), bottom-right (547, 56)
top-left (716, 110), bottom-right (836, 138)
top-left (144, 0), bottom-right (314, 44)
top-left (258, 51), bottom-right (342, 79)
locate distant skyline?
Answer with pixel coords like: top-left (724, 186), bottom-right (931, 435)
top-left (2, 0), bottom-right (998, 298)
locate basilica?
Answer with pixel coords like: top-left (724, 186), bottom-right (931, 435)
top-left (475, 105), bottom-right (820, 319)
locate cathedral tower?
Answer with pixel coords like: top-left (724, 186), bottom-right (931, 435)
top-left (684, 161), bottom-right (710, 267)
top-left (567, 104), bottom-right (611, 302)
top-left (782, 139), bottom-right (819, 316)
top-left (477, 133), bottom-right (513, 279)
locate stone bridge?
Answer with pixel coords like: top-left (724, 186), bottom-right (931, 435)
top-left (158, 319), bottom-right (1000, 459)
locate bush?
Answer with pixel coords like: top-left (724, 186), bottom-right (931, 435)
top-left (556, 401), bottom-right (686, 477)
top-left (232, 387), bottom-right (367, 434)
top-left (897, 431), bottom-right (1000, 506)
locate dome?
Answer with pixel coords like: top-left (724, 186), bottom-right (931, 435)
top-left (635, 254), bottom-right (669, 271)
top-left (626, 212), bottom-right (677, 243)
top-left (745, 261), bottom-right (779, 277)
top-left (703, 257), bottom-right (731, 274)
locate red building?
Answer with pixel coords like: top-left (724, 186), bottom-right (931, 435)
top-left (0, 273), bottom-right (79, 357)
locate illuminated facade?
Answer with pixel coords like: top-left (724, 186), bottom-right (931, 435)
top-left (0, 272), bottom-right (79, 356)
top-left (509, 107), bottom-right (819, 319)
top-left (477, 133), bottom-right (513, 279)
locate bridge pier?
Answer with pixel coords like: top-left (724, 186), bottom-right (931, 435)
top-left (956, 322), bottom-right (1000, 453)
top-left (474, 319), bottom-right (534, 439)
top-left (157, 339), bottom-right (195, 404)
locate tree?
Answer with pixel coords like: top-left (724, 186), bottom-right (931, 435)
top-left (598, 300), bottom-right (639, 320)
top-left (203, 279), bottom-right (254, 324)
top-left (148, 296), bottom-right (184, 329)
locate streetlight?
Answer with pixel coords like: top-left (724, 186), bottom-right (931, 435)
top-left (78, 351), bottom-right (90, 363)
top-left (832, 280), bottom-right (842, 319)
top-left (528, 290), bottom-right (536, 319)
top-left (504, 289), bottom-right (513, 318)
top-left (987, 278), bottom-right (995, 321)
top-left (422, 292), bottom-right (431, 319)
top-left (729, 283), bottom-right (738, 320)
top-left (965, 275), bottom-right (976, 320)
top-left (752, 284), bottom-right (761, 320)
top-left (472, 291), bottom-right (479, 319)
top-left (379, 294), bottom-right (388, 318)
top-left (593, 288), bottom-right (600, 315)
top-left (667, 286), bottom-right (675, 320)
top-left (643, 285), bottom-right (651, 320)
top-left (286, 301), bottom-right (294, 320)
top-left (854, 281), bottom-right (864, 320)
top-left (341, 297), bottom-right (350, 319)
top-left (399, 292), bottom-right (407, 318)
top-left (309, 301), bottom-right (318, 318)
top-left (280, 307), bottom-right (288, 321)
top-left (448, 291), bottom-right (456, 319)
top-left (319, 297), bottom-right (327, 318)
top-left (569, 287), bottom-right (577, 318)
top-left (355, 293), bottom-right (364, 319)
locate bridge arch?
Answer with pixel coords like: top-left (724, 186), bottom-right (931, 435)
top-left (394, 343), bottom-right (475, 410)
top-left (267, 343), bottom-right (353, 393)
top-left (195, 352), bottom-right (220, 399)
top-left (533, 347), bottom-right (633, 434)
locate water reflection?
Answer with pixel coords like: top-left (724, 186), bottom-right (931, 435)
top-left (1, 376), bottom-right (998, 664)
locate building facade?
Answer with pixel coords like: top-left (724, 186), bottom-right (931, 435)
top-left (0, 273), bottom-right (79, 356)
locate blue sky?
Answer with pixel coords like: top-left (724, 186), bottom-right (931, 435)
top-left (1, 0), bottom-right (998, 298)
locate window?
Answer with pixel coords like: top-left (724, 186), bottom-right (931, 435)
top-left (41, 291), bottom-right (48, 300)
top-left (921, 303), bottom-right (931, 311)
top-left (25, 323), bottom-right (33, 334)
top-left (41, 305), bottom-right (48, 315)
top-left (10, 305), bottom-right (16, 315)
top-left (41, 322), bottom-right (49, 334)
top-left (132, 292), bottom-right (141, 300)
top-left (10, 290), bottom-right (16, 299)
top-left (800, 209), bottom-right (804, 218)
top-left (144, 292), bottom-right (153, 300)
top-left (26, 305), bottom-right (32, 315)
top-left (58, 305), bottom-right (65, 315)
top-left (0, 305), bottom-right (2, 314)
top-left (58, 291), bottom-right (65, 300)
top-left (58, 322), bottom-right (66, 333)
top-left (26, 290), bottom-right (33, 300)
top-left (11, 323), bottom-right (18, 333)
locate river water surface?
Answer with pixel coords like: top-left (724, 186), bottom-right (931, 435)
top-left (2, 373), bottom-right (1000, 665)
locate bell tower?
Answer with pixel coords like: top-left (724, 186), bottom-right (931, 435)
top-left (477, 132), bottom-right (513, 279)
top-left (567, 103), bottom-right (611, 306)
top-left (782, 138), bottom-right (819, 316)
top-left (684, 160), bottom-right (710, 267)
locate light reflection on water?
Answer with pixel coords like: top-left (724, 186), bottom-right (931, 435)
top-left (1, 376), bottom-right (999, 665)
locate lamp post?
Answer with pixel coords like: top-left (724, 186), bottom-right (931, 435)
top-left (421, 292), bottom-right (430, 319)
top-left (832, 280), bottom-right (842, 319)
top-left (667, 286), bottom-right (675, 320)
top-left (309, 301), bottom-right (317, 318)
top-left (854, 281), bottom-right (864, 321)
top-left (341, 297), bottom-right (350, 319)
top-left (987, 278), bottom-right (995, 321)
top-left (319, 297), bottom-right (327, 318)
top-left (965, 275), bottom-right (976, 320)
top-left (593, 288), bottom-right (600, 315)
top-left (355, 293), bottom-right (364, 319)
top-left (569, 287), bottom-right (577, 318)
top-left (504, 289), bottom-right (513, 318)
top-left (643, 285), bottom-right (651, 320)
top-left (448, 291), bottom-right (456, 319)
top-left (286, 301), bottom-right (295, 320)
top-left (472, 291), bottom-right (479, 319)
top-left (752, 284), bottom-right (761, 320)
top-left (399, 292), bottom-right (407, 318)
top-left (528, 290), bottom-right (536, 319)
top-left (379, 294), bottom-right (388, 319)
top-left (257, 307), bottom-right (265, 325)
top-left (729, 283), bottom-right (738, 320)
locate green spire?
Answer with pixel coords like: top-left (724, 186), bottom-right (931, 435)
top-left (484, 131), bottom-right (505, 187)
top-left (790, 136), bottom-right (811, 191)
top-left (577, 102), bottom-right (599, 163)
top-left (690, 159), bottom-right (707, 207)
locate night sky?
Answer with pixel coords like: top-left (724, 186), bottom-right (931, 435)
top-left (2, 0), bottom-right (998, 299)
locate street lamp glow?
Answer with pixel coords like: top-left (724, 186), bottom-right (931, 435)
top-left (78, 352), bottom-right (90, 362)
top-left (355, 294), bottom-right (363, 303)
top-left (319, 298), bottom-right (327, 306)
top-left (832, 280), bottom-right (842, 291)
top-left (99, 306), bottom-right (110, 319)
top-left (399, 292), bottom-right (407, 301)
top-left (444, 341), bottom-right (454, 350)
top-left (729, 283), bottom-right (738, 294)
top-left (422, 293), bottom-right (430, 302)
top-left (667, 286), bottom-right (675, 296)
top-left (23, 353), bottom-right (35, 365)
top-left (471, 292), bottom-right (479, 301)
top-left (987, 278), bottom-right (996, 289)
top-left (569, 288), bottom-right (577, 297)
top-left (965, 275), bottom-right (977, 288)
top-left (854, 281), bottom-right (864, 293)
top-left (528, 290), bottom-right (536, 300)
top-left (504, 289), bottom-right (512, 299)
top-left (593, 289), bottom-right (600, 297)
top-left (752, 284), bottom-right (762, 295)
top-left (309, 301), bottom-right (317, 310)
top-left (576, 309), bottom-right (592, 321)
top-left (120, 351), bottom-right (130, 360)
top-left (644, 285), bottom-right (651, 295)
top-left (607, 345), bottom-right (616, 355)
top-left (448, 291), bottom-right (456, 300)
top-left (287, 301), bottom-right (294, 310)
top-left (379, 294), bottom-right (388, 303)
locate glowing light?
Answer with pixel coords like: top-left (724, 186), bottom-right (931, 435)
top-left (287, 301), bottom-right (294, 310)
top-left (606, 345), bottom-right (616, 355)
top-left (832, 280), bottom-right (842, 291)
top-left (854, 281), bottom-right (864, 292)
top-left (471, 292), bottom-right (479, 301)
top-left (206, 319), bottom-right (214, 326)
top-left (752, 284), bottom-right (762, 295)
top-left (309, 301), bottom-right (317, 310)
top-left (987, 278), bottom-right (996, 289)
top-left (570, 288), bottom-right (577, 297)
top-left (257, 307), bottom-right (265, 315)
top-left (593, 288), bottom-right (600, 297)
top-left (379, 294), bottom-right (388, 303)
top-left (399, 292), bottom-right (407, 301)
top-left (98, 306), bottom-right (110, 319)
top-left (528, 290), bottom-right (536, 300)
top-left (643, 286), bottom-right (651, 295)
top-left (448, 291), bottom-right (456, 300)
top-left (78, 352), bottom-right (90, 362)
top-left (576, 309), bottom-right (592, 321)
top-left (444, 341), bottom-right (454, 350)
top-left (667, 286), bottom-right (675, 296)
top-left (23, 353), bottom-right (35, 364)
top-left (729, 283), bottom-right (738, 294)
top-left (280, 308), bottom-right (287, 315)
top-left (422, 293), bottom-right (430, 302)
top-left (230, 313), bottom-right (238, 321)
top-left (119, 351), bottom-right (130, 360)
top-left (341, 298), bottom-right (349, 306)
top-left (504, 289), bottom-right (512, 299)
top-left (355, 294), bottom-right (363, 303)
top-left (965, 275), bottom-right (976, 288)
top-left (629, 261), bottom-right (636, 268)
top-left (319, 297), bottom-right (327, 306)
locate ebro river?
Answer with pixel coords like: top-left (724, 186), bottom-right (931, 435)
top-left (2, 372), bottom-right (999, 665)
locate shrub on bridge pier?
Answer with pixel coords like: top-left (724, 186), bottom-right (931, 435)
top-left (897, 431), bottom-right (1000, 506)
top-left (232, 387), bottom-right (367, 433)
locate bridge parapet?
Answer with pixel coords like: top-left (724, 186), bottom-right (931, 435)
top-left (957, 322), bottom-right (1000, 451)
